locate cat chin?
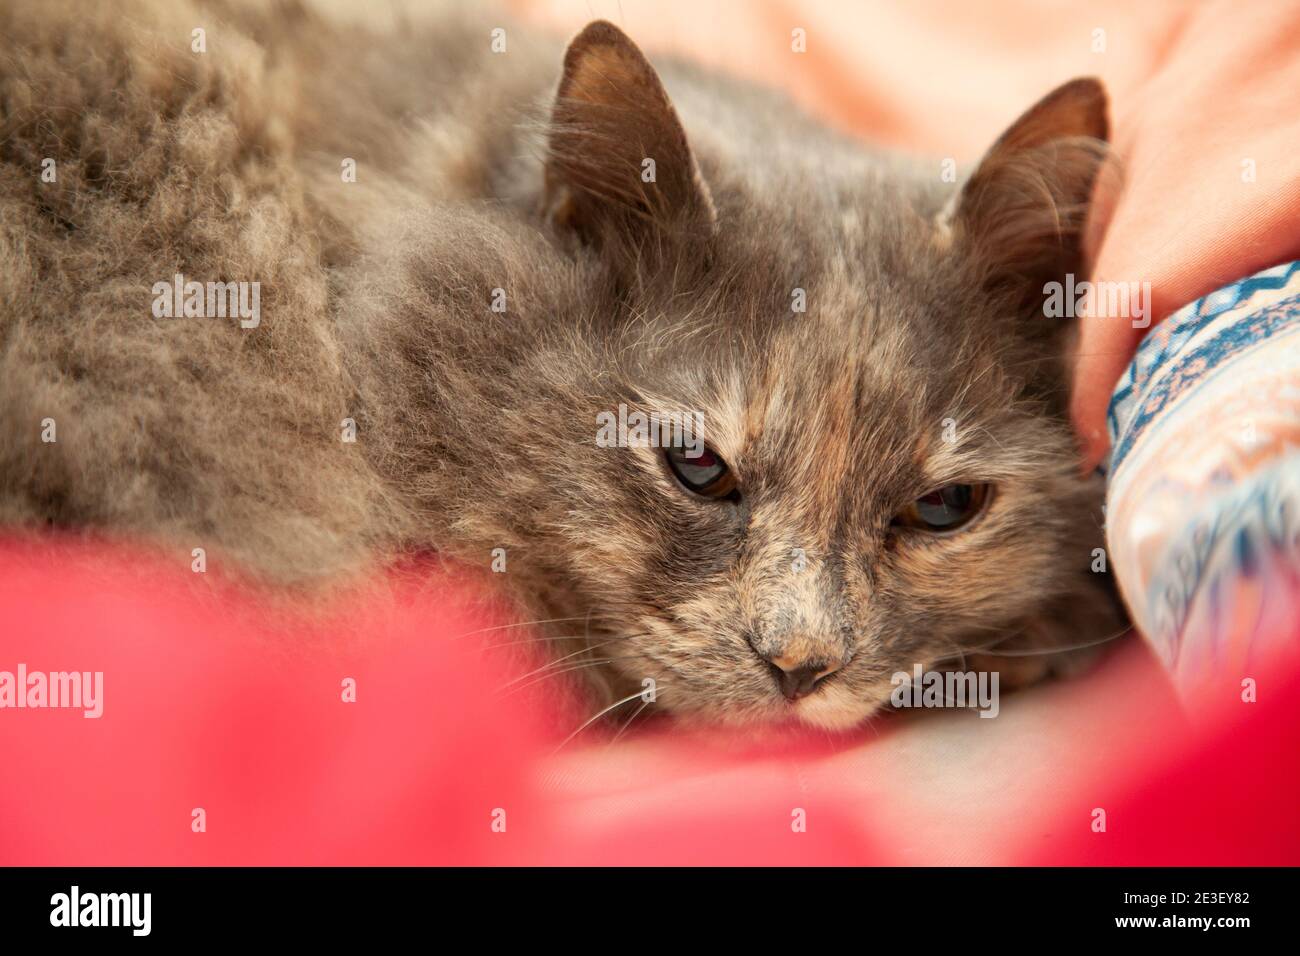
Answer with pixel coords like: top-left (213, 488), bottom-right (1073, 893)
top-left (649, 673), bottom-right (889, 732)
top-left (662, 689), bottom-right (873, 733)
top-left (790, 690), bottom-right (880, 732)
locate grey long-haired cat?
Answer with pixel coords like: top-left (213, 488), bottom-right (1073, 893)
top-left (0, 1), bottom-right (1125, 731)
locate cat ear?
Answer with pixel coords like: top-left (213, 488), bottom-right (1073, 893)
top-left (944, 78), bottom-right (1109, 314)
top-left (543, 20), bottom-right (717, 261)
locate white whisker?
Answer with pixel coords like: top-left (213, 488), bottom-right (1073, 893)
top-left (496, 656), bottom-right (647, 698)
top-left (497, 636), bottom-right (636, 689)
top-left (555, 688), bottom-right (654, 753)
top-left (451, 616), bottom-right (589, 641)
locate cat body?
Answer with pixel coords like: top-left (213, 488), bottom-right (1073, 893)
top-left (0, 1), bottom-right (1124, 730)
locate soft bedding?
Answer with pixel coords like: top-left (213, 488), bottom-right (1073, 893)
top-left (2, 537), bottom-right (1297, 865)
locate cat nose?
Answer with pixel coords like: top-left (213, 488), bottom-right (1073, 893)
top-left (766, 655), bottom-right (841, 701)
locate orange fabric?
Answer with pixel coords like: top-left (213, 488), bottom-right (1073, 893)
top-left (511, 0), bottom-right (1300, 467)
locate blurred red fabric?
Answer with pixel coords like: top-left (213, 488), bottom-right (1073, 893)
top-left (2, 536), bottom-right (1296, 865)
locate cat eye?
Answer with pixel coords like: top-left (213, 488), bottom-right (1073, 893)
top-left (894, 483), bottom-right (991, 533)
top-left (664, 444), bottom-right (738, 500)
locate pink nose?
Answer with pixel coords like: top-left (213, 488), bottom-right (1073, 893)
top-left (766, 656), bottom-right (841, 701)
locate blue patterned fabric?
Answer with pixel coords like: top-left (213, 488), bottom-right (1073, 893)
top-left (1105, 260), bottom-right (1300, 479)
top-left (1100, 260), bottom-right (1300, 699)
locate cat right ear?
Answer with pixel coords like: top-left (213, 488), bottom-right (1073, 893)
top-left (542, 20), bottom-right (717, 265)
top-left (942, 78), bottom-right (1110, 320)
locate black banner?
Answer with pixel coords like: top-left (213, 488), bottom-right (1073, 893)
top-left (0, 866), bottom-right (1278, 942)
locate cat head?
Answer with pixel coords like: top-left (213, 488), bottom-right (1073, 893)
top-left (503, 22), bottom-right (1117, 729)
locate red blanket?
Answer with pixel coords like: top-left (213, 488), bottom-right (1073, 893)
top-left (3, 537), bottom-right (1298, 865)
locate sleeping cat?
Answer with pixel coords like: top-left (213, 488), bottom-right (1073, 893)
top-left (0, 1), bottom-right (1125, 731)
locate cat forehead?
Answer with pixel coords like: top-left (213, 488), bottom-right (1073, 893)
top-left (618, 216), bottom-right (1014, 475)
top-left (694, 331), bottom-right (986, 483)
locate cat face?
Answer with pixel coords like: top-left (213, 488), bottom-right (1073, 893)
top-left (542, 248), bottom-right (1112, 730)
top-left (513, 22), bottom-right (1119, 729)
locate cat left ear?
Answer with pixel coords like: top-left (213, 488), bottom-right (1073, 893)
top-left (944, 78), bottom-right (1109, 314)
top-left (543, 20), bottom-right (717, 262)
